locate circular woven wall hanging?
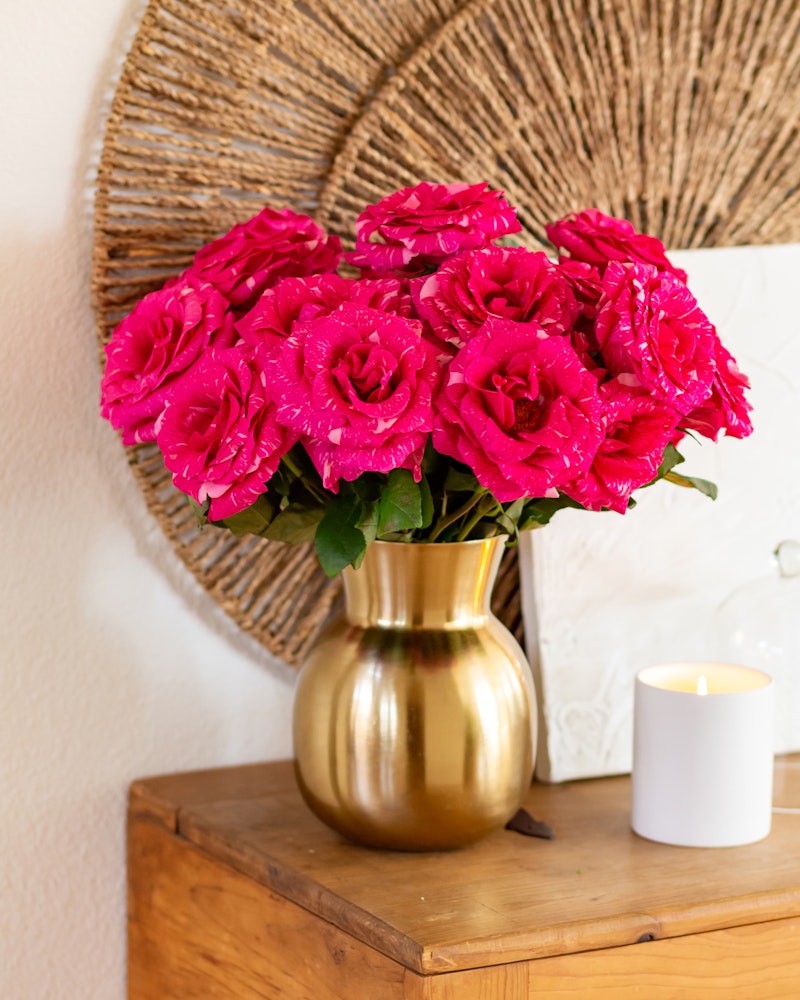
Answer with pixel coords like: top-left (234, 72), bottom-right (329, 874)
top-left (93, 0), bottom-right (800, 668)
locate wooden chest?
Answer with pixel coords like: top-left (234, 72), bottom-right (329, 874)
top-left (128, 755), bottom-right (800, 998)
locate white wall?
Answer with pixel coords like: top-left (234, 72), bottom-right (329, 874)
top-left (0, 3), bottom-right (296, 998)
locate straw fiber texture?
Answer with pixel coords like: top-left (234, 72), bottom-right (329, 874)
top-left (93, 0), bottom-right (800, 667)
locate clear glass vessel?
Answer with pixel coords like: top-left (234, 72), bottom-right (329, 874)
top-left (716, 540), bottom-right (800, 753)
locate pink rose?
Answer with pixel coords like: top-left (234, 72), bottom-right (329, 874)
top-left (432, 318), bottom-right (602, 501)
top-left (595, 262), bottom-right (716, 414)
top-left (268, 303), bottom-right (440, 489)
top-left (236, 274), bottom-right (411, 352)
top-left (681, 341), bottom-right (753, 440)
top-left (155, 346), bottom-right (297, 521)
top-left (187, 206), bottom-right (341, 311)
top-left (556, 258), bottom-right (606, 372)
top-left (415, 246), bottom-right (579, 349)
top-left (563, 379), bottom-right (681, 513)
top-left (340, 276), bottom-right (413, 316)
top-left (546, 209), bottom-right (688, 283)
top-left (100, 276), bottom-right (236, 445)
top-left (346, 182), bottom-right (521, 276)
top-left (558, 258), bottom-right (604, 319)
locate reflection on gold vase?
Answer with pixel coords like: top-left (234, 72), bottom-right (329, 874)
top-left (293, 538), bottom-right (537, 850)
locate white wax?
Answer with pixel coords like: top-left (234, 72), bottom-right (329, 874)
top-left (631, 662), bottom-right (774, 847)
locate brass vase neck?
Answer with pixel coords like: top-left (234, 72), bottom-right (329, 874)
top-left (341, 539), bottom-right (505, 629)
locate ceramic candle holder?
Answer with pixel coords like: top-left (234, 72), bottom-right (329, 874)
top-left (631, 662), bottom-right (774, 847)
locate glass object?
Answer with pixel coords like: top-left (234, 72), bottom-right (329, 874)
top-left (716, 540), bottom-right (800, 753)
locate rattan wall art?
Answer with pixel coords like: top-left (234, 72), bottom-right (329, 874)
top-left (93, 0), bottom-right (800, 667)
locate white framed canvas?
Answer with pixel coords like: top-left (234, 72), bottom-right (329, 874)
top-left (520, 243), bottom-right (800, 782)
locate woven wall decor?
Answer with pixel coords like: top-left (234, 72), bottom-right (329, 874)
top-left (93, 0), bottom-right (800, 668)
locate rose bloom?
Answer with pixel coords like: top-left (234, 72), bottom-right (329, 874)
top-left (433, 318), bottom-right (602, 501)
top-left (268, 303), bottom-right (440, 489)
top-left (546, 209), bottom-right (688, 283)
top-left (236, 274), bottom-right (412, 353)
top-left (346, 182), bottom-right (521, 276)
top-left (681, 340), bottom-right (753, 440)
top-left (415, 246), bottom-right (580, 349)
top-left (155, 346), bottom-right (297, 521)
top-left (555, 258), bottom-right (606, 372)
top-left (100, 276), bottom-right (236, 445)
top-left (563, 379), bottom-right (681, 513)
top-left (558, 258), bottom-right (604, 318)
top-left (187, 206), bottom-right (342, 311)
top-left (595, 262), bottom-right (717, 415)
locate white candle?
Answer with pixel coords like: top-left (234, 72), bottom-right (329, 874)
top-left (631, 662), bottom-right (774, 847)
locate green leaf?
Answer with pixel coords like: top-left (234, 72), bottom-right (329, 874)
top-left (421, 438), bottom-right (444, 476)
top-left (187, 495), bottom-right (211, 528)
top-left (495, 498), bottom-right (525, 540)
top-left (377, 469), bottom-right (423, 535)
top-left (503, 498), bottom-right (526, 523)
top-left (262, 505), bottom-right (325, 544)
top-left (267, 463), bottom-right (297, 497)
top-left (495, 512), bottom-right (518, 538)
top-left (444, 465), bottom-right (481, 493)
top-left (355, 499), bottom-right (379, 547)
top-left (664, 471), bottom-right (719, 500)
top-left (314, 494), bottom-right (367, 577)
top-left (351, 473), bottom-right (383, 504)
top-left (518, 495), bottom-right (583, 531)
top-left (656, 443), bottom-right (685, 478)
top-left (216, 495), bottom-right (276, 537)
top-left (419, 475), bottom-right (434, 530)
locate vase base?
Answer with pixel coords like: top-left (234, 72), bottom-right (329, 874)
top-left (295, 766), bottom-right (527, 851)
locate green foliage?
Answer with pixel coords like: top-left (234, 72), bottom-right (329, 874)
top-left (194, 438), bottom-right (719, 576)
top-left (188, 495), bottom-right (211, 529)
top-left (314, 492), bottom-right (368, 578)
top-left (517, 494), bottom-right (585, 531)
top-left (663, 471), bottom-right (718, 499)
top-left (655, 442), bottom-right (685, 478)
top-left (646, 442), bottom-right (718, 499)
top-left (216, 495), bottom-right (276, 536)
top-left (377, 469), bottom-right (424, 535)
top-left (263, 505), bottom-right (324, 543)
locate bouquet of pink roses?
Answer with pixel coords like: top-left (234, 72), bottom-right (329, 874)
top-left (100, 182), bottom-right (752, 577)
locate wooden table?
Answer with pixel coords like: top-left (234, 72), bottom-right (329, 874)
top-left (128, 755), bottom-right (800, 999)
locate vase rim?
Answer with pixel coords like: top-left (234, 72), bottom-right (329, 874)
top-left (342, 534), bottom-right (508, 628)
top-left (367, 536), bottom-right (509, 549)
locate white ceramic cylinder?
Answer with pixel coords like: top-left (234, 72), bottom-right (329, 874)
top-left (631, 662), bottom-right (774, 847)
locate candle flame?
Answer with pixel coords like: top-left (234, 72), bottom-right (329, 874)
top-left (696, 674), bottom-right (708, 696)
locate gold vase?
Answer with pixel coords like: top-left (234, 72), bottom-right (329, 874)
top-left (293, 538), bottom-right (537, 850)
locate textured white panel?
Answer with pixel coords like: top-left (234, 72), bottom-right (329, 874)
top-left (520, 243), bottom-right (800, 782)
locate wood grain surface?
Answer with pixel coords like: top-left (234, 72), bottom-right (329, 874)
top-left (129, 813), bottom-right (800, 999)
top-left (128, 756), bottom-right (800, 975)
top-left (129, 819), bottom-right (413, 1000)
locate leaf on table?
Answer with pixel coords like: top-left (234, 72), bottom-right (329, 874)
top-left (505, 808), bottom-right (555, 840)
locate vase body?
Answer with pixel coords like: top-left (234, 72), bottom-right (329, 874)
top-left (293, 538), bottom-right (537, 850)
